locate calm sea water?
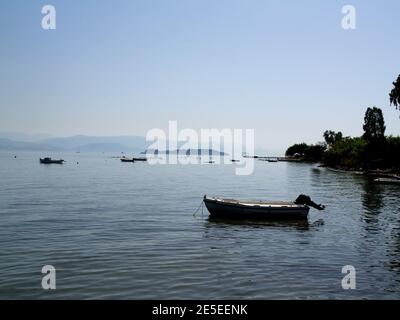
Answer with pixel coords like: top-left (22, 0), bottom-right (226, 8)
top-left (0, 151), bottom-right (400, 299)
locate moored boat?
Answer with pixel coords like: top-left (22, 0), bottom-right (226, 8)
top-left (120, 156), bottom-right (148, 162)
top-left (203, 194), bottom-right (324, 220)
top-left (132, 157), bottom-right (147, 161)
top-left (40, 157), bottom-right (64, 164)
top-left (374, 178), bottom-right (400, 185)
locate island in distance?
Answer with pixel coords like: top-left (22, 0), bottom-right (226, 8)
top-left (0, 133), bottom-right (227, 155)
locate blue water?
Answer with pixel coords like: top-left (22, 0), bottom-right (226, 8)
top-left (0, 151), bottom-right (399, 299)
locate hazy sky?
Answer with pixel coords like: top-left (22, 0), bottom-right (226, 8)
top-left (0, 0), bottom-right (399, 152)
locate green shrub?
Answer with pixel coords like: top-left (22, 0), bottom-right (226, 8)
top-left (323, 137), bottom-right (368, 170)
top-left (285, 143), bottom-right (326, 162)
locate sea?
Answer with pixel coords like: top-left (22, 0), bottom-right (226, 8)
top-left (0, 151), bottom-right (399, 299)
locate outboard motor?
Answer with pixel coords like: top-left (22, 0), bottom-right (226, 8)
top-left (295, 194), bottom-right (325, 210)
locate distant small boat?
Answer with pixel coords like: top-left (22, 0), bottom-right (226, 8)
top-left (203, 194), bottom-right (324, 220)
top-left (374, 178), bottom-right (400, 185)
top-left (132, 157), bottom-right (147, 162)
top-left (243, 155), bottom-right (259, 159)
top-left (120, 156), bottom-right (148, 162)
top-left (40, 157), bottom-right (64, 164)
top-left (257, 158), bottom-right (278, 162)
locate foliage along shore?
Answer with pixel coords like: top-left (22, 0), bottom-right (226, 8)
top-left (284, 74), bottom-right (400, 175)
top-left (285, 107), bottom-right (400, 174)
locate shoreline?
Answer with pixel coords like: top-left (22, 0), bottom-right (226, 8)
top-left (324, 166), bottom-right (400, 179)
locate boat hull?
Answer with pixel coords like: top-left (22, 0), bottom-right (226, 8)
top-left (40, 159), bottom-right (64, 164)
top-left (204, 197), bottom-right (309, 220)
top-left (121, 159), bottom-right (135, 162)
top-left (374, 178), bottom-right (400, 185)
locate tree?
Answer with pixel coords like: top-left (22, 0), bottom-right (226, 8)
top-left (323, 130), bottom-right (343, 146)
top-left (285, 143), bottom-right (308, 157)
top-left (362, 107), bottom-right (386, 142)
top-left (384, 136), bottom-right (400, 168)
top-left (304, 143), bottom-right (327, 161)
top-left (362, 107), bottom-right (386, 169)
top-left (285, 142), bottom-right (326, 161)
top-left (323, 137), bottom-right (367, 170)
top-left (389, 74), bottom-right (400, 110)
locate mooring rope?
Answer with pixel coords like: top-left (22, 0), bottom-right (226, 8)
top-left (193, 200), bottom-right (205, 217)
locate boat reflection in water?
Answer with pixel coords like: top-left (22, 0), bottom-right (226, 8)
top-left (206, 217), bottom-right (314, 231)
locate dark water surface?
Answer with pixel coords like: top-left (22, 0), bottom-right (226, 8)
top-left (1, 152), bottom-right (400, 299)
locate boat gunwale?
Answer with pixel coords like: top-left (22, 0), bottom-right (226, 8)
top-left (204, 196), bottom-right (309, 209)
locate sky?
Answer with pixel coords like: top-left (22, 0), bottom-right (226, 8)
top-left (0, 0), bottom-right (399, 153)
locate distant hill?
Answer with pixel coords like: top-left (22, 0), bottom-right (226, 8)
top-left (0, 138), bottom-right (59, 151)
top-left (0, 135), bottom-right (146, 152)
top-left (0, 132), bottom-right (53, 142)
top-left (77, 143), bottom-right (129, 152)
top-left (41, 135), bottom-right (147, 152)
top-left (0, 134), bottom-right (229, 155)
